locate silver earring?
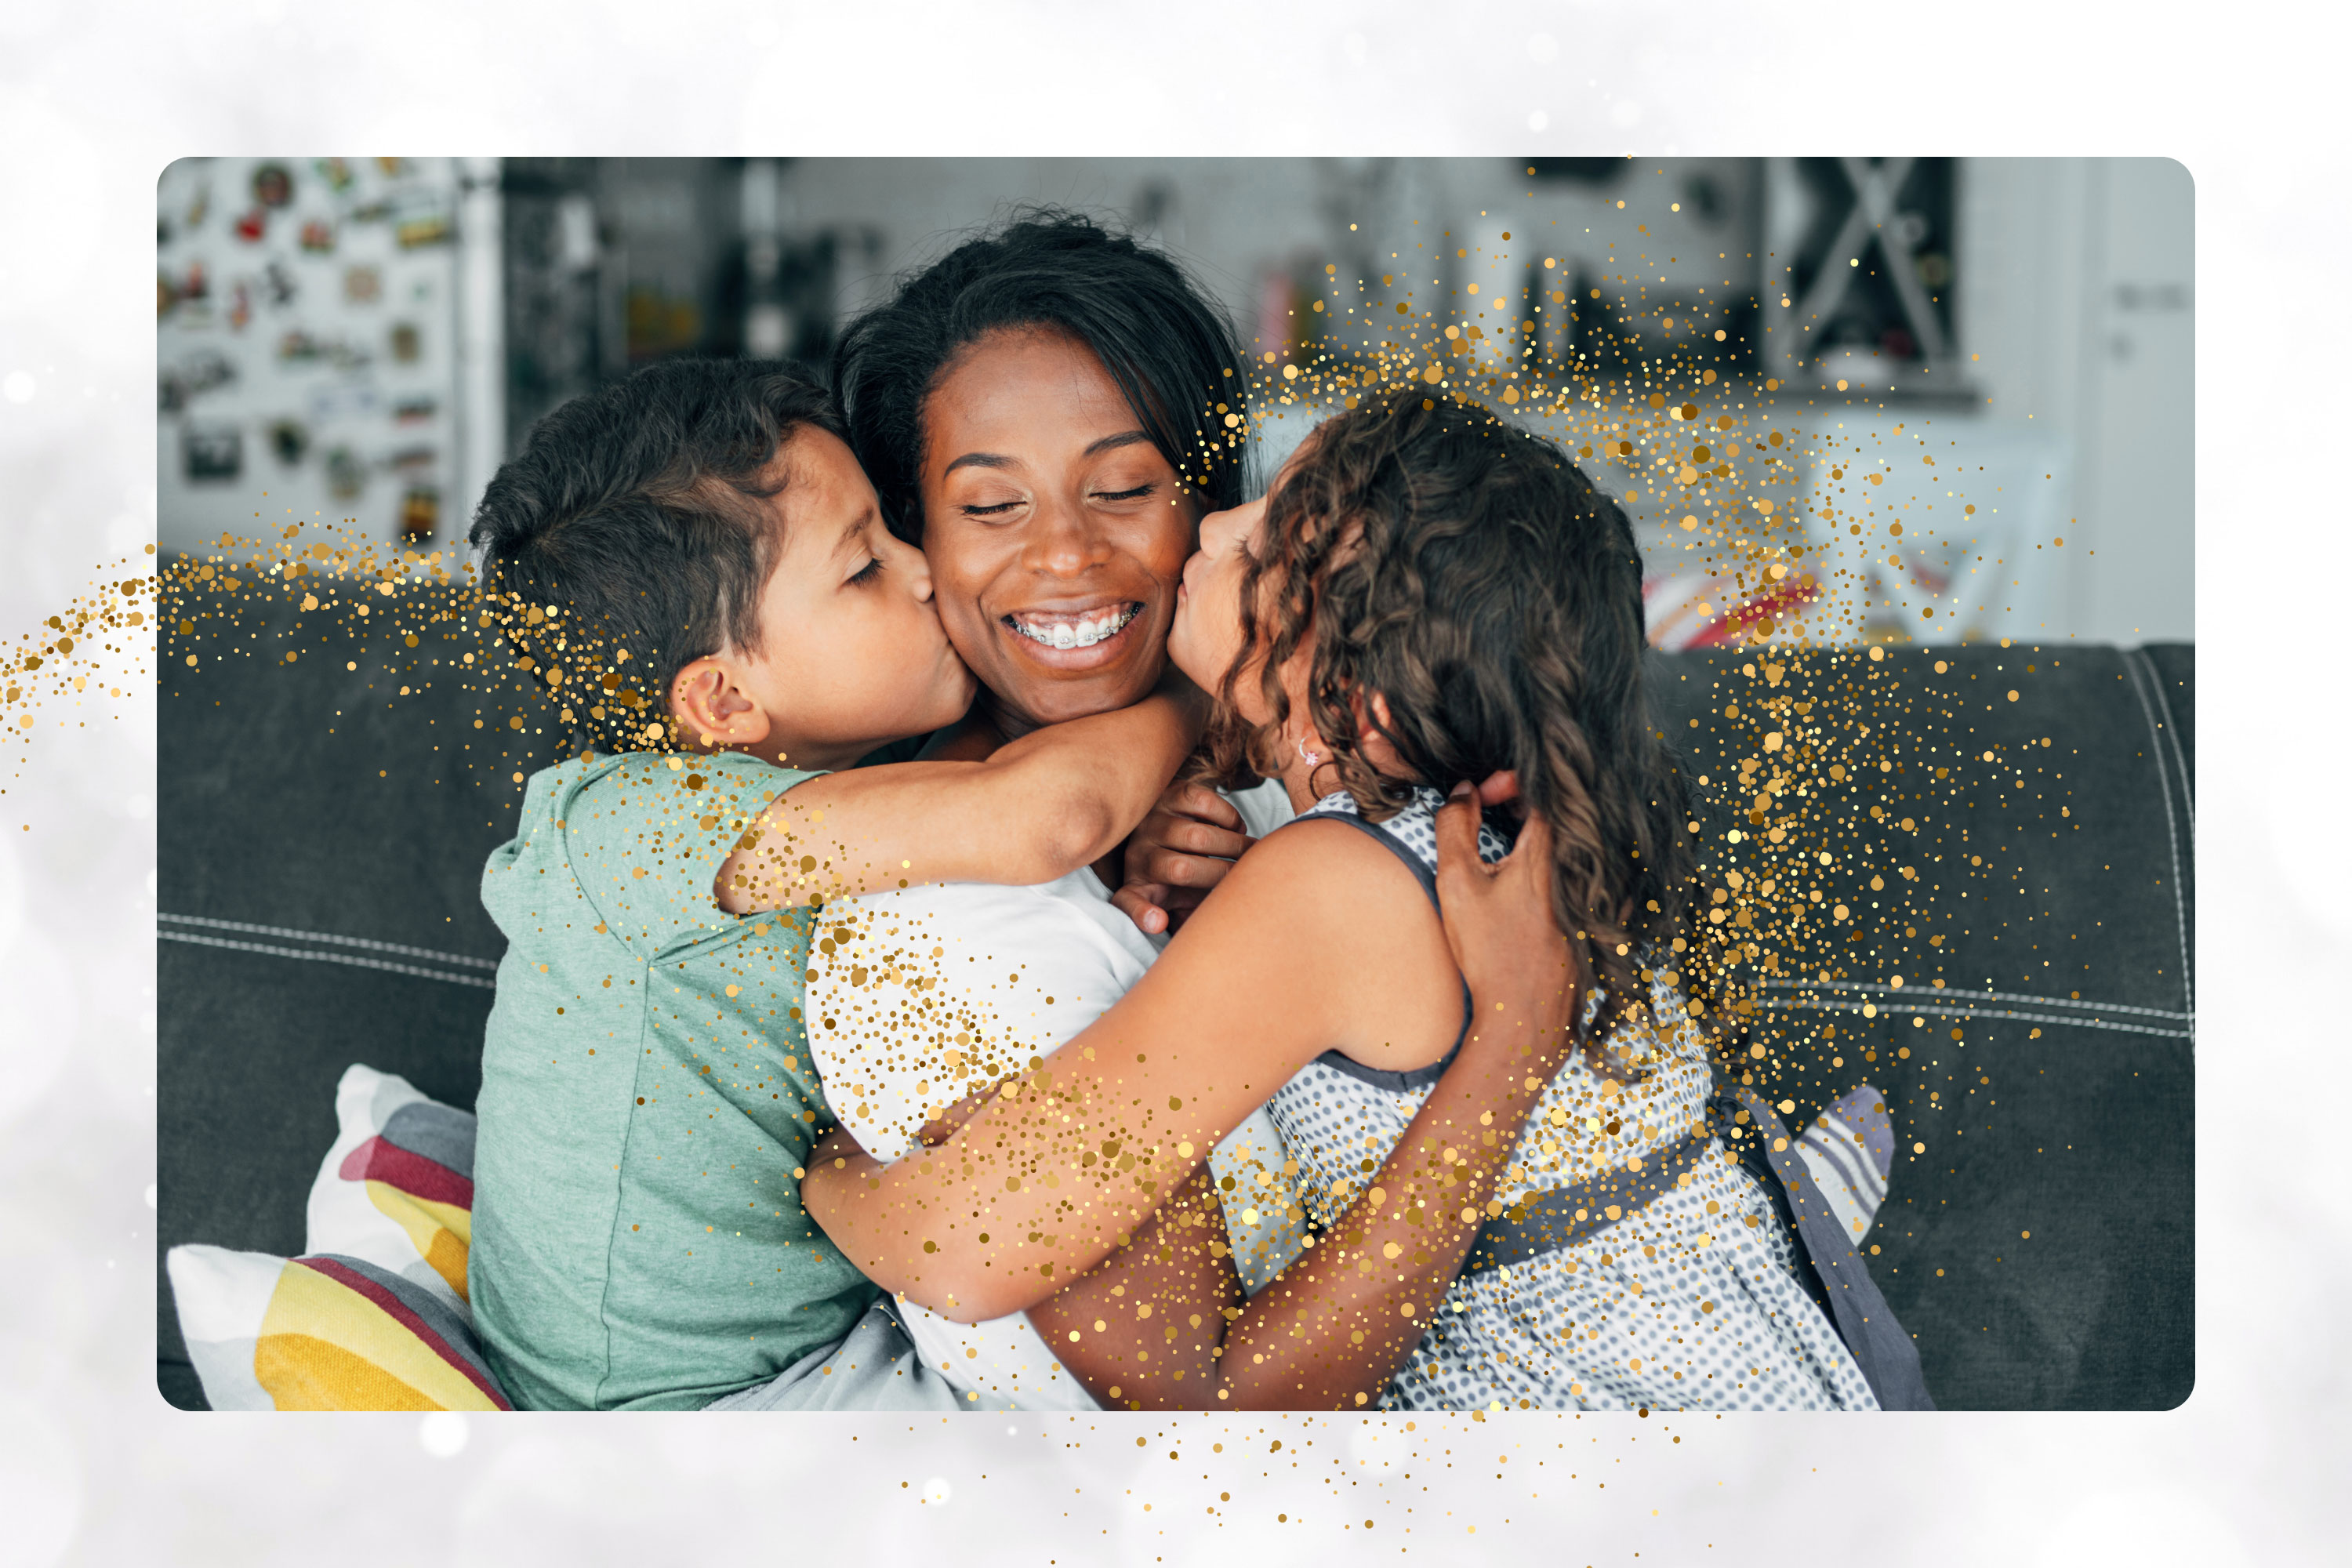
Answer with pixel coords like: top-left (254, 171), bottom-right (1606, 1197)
top-left (1297, 736), bottom-right (1322, 768)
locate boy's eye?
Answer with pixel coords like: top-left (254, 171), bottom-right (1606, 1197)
top-left (848, 557), bottom-right (884, 586)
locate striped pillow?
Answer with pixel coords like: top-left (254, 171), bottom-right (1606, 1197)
top-left (167, 1065), bottom-right (516, 1410)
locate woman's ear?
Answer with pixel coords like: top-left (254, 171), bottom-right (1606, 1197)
top-left (670, 656), bottom-right (771, 751)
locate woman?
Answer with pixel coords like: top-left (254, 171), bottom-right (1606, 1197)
top-left (797, 212), bottom-right (1304, 1407)
top-left (802, 387), bottom-right (1913, 1411)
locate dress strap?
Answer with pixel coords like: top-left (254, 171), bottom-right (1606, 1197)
top-left (1709, 1084), bottom-right (1936, 1410)
top-left (1271, 802), bottom-right (1467, 1093)
top-left (1465, 1131), bottom-right (1717, 1274)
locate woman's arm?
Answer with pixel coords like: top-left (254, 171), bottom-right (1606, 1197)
top-left (1021, 1163), bottom-right (1243, 1406)
top-left (1038, 785), bottom-right (1580, 1410)
top-left (715, 668), bottom-right (1206, 913)
top-left (797, 815), bottom-right (1448, 1324)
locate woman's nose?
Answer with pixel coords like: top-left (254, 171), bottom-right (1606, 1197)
top-left (1020, 493), bottom-right (1112, 576)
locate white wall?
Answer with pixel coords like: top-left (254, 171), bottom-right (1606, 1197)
top-left (1958, 158), bottom-right (2194, 644)
top-left (785, 157), bottom-right (2189, 648)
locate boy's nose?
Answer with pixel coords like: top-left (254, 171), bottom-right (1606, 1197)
top-left (896, 537), bottom-right (938, 601)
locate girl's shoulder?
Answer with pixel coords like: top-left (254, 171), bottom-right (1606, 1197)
top-left (1189, 793), bottom-right (1460, 949)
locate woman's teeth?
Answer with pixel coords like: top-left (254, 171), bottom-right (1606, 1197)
top-left (1011, 604), bottom-right (1138, 650)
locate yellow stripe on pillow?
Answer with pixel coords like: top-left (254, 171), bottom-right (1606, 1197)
top-left (256, 1260), bottom-right (502, 1410)
top-left (365, 1181), bottom-right (473, 1299)
top-left (254, 1334), bottom-right (443, 1411)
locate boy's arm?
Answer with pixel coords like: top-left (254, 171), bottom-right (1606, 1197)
top-left (717, 669), bottom-right (1205, 913)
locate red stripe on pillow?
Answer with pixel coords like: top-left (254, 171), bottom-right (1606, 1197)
top-left (337, 1135), bottom-right (475, 1209)
top-left (292, 1257), bottom-right (514, 1410)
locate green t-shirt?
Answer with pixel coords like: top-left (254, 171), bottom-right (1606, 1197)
top-left (468, 749), bottom-right (878, 1410)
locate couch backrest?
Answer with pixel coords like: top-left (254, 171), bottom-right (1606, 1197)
top-left (157, 569), bottom-right (2192, 1409)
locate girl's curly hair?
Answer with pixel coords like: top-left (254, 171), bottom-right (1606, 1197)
top-left (1200, 387), bottom-right (1704, 1051)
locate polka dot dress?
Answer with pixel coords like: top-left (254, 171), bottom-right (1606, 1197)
top-left (1265, 789), bottom-right (1878, 1414)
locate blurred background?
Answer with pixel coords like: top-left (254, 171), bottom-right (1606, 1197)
top-left (153, 157), bottom-right (2190, 647)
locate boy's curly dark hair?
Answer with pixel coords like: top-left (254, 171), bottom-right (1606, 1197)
top-left (1201, 387), bottom-right (1703, 1050)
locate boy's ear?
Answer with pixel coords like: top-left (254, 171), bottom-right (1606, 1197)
top-left (670, 655), bottom-right (771, 751)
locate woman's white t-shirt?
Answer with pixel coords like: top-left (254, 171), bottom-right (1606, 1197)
top-left (804, 780), bottom-right (1301, 1410)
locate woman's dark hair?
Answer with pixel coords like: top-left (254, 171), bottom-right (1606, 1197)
top-left (832, 209), bottom-right (1249, 542)
top-left (1202, 387), bottom-right (1701, 1052)
top-left (467, 357), bottom-right (842, 753)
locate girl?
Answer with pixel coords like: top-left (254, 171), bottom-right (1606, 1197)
top-left (804, 388), bottom-right (1916, 1410)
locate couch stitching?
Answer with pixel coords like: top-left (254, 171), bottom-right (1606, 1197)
top-left (1757, 994), bottom-right (2191, 1040)
top-left (158, 912), bottom-right (499, 970)
top-left (2134, 648), bottom-right (2195, 825)
top-left (2122, 651), bottom-right (2194, 1019)
top-left (1762, 979), bottom-right (2190, 1021)
top-left (158, 928), bottom-right (496, 989)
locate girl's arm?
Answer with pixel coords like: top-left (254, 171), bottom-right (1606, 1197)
top-left (715, 667), bottom-right (1206, 913)
top-left (797, 813), bottom-right (1451, 1324)
top-left (1036, 786), bottom-right (1579, 1410)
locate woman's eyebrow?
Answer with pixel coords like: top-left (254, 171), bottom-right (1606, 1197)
top-left (941, 430), bottom-right (1149, 477)
top-left (1083, 430), bottom-right (1152, 458)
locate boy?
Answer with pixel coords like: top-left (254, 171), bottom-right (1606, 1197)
top-left (464, 359), bottom-right (1203, 1410)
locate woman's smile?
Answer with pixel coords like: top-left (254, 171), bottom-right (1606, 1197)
top-left (1000, 598), bottom-right (1145, 666)
top-left (915, 328), bottom-right (1198, 733)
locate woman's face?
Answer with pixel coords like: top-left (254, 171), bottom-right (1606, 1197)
top-left (917, 328), bottom-right (1200, 734)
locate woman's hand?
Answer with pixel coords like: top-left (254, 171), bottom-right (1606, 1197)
top-left (1432, 779), bottom-right (1578, 1047)
top-left (1112, 780), bottom-right (1255, 935)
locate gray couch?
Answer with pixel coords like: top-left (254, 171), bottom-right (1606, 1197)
top-left (157, 572), bottom-right (2191, 1410)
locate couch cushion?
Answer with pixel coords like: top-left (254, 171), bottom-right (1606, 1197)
top-left (158, 566), bottom-right (558, 1403)
top-left (1644, 643), bottom-right (2192, 1408)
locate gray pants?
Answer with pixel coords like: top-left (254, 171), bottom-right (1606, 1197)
top-left (703, 1299), bottom-right (1017, 1411)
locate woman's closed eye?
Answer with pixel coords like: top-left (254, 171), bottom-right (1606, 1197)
top-left (1092, 482), bottom-right (1156, 504)
top-left (959, 498), bottom-right (1023, 519)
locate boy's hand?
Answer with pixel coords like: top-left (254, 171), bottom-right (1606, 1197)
top-left (1112, 781), bottom-right (1254, 935)
top-left (808, 1123), bottom-right (867, 1170)
top-left (915, 1089), bottom-right (990, 1149)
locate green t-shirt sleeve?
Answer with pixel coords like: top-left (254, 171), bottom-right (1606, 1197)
top-left (557, 750), bottom-right (819, 963)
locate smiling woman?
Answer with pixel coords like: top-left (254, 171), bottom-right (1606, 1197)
top-left (918, 329), bottom-right (1192, 731)
top-left (833, 212), bottom-right (1251, 738)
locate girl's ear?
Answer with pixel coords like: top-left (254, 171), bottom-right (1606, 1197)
top-left (670, 656), bottom-right (771, 751)
top-left (1349, 687), bottom-right (1414, 776)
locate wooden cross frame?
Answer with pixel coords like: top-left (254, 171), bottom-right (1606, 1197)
top-left (1769, 156), bottom-right (1952, 385)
